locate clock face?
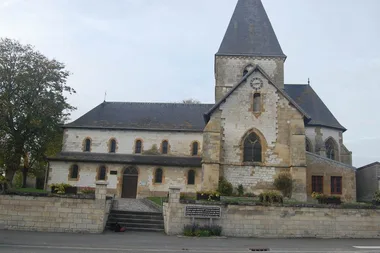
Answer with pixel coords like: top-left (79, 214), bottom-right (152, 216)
top-left (250, 77), bottom-right (263, 90)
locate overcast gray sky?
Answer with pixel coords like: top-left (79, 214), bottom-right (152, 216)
top-left (1, 0), bottom-right (379, 167)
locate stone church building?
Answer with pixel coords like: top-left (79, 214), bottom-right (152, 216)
top-left (47, 0), bottom-right (356, 201)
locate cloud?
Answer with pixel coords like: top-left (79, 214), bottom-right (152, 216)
top-left (0, 0), bottom-right (20, 10)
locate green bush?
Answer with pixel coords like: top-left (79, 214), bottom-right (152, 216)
top-left (80, 187), bottom-right (95, 194)
top-left (50, 183), bottom-right (72, 194)
top-left (218, 177), bottom-right (233, 196)
top-left (183, 224), bottom-right (222, 237)
top-left (273, 171), bottom-right (293, 198)
top-left (237, 184), bottom-right (244, 196)
top-left (373, 190), bottom-right (380, 204)
top-left (259, 190), bottom-right (283, 204)
top-left (14, 172), bottom-right (23, 188)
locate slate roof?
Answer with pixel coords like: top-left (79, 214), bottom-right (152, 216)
top-left (48, 152), bottom-right (202, 167)
top-left (284, 84), bottom-right (346, 131)
top-left (216, 0), bottom-right (286, 57)
top-left (65, 102), bottom-right (213, 131)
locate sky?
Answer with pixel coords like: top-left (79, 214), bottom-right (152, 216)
top-left (0, 0), bottom-right (379, 167)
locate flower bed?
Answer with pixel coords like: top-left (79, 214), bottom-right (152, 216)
top-left (196, 191), bottom-right (220, 201)
top-left (183, 224), bottom-right (222, 237)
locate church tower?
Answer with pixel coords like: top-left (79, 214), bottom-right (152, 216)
top-left (215, 0), bottom-right (286, 102)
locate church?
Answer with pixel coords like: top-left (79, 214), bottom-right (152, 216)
top-left (47, 0), bottom-right (356, 202)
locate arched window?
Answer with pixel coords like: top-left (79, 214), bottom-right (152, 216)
top-left (191, 142), bottom-right (199, 156)
top-left (325, 138), bottom-right (338, 161)
top-left (70, 164), bottom-right (79, 179)
top-left (253, 93), bottom-right (261, 113)
top-left (243, 132), bottom-right (262, 162)
top-left (305, 138), bottom-right (312, 152)
top-left (187, 170), bottom-right (195, 185)
top-left (155, 168), bottom-right (163, 183)
top-left (98, 165), bottom-right (107, 180)
top-left (161, 140), bottom-right (169, 154)
top-left (135, 139), bottom-right (142, 154)
top-left (243, 64), bottom-right (254, 77)
top-left (109, 139), bottom-right (116, 153)
top-left (84, 138), bottom-right (91, 152)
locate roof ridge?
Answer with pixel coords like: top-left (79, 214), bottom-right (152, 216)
top-left (103, 101), bottom-right (214, 106)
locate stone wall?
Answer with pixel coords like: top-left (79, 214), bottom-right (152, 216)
top-left (356, 163), bottom-right (380, 202)
top-left (48, 161), bottom-right (201, 198)
top-left (0, 182), bottom-right (111, 233)
top-left (306, 152), bottom-right (356, 202)
top-left (163, 188), bottom-right (380, 238)
top-left (215, 56), bottom-right (284, 101)
top-left (62, 128), bottom-right (202, 156)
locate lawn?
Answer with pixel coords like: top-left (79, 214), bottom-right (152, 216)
top-left (147, 197), bottom-right (167, 207)
top-left (12, 188), bottom-right (48, 193)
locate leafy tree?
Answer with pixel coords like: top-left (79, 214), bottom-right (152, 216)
top-left (0, 38), bottom-right (75, 187)
top-left (182, 98), bottom-right (200, 104)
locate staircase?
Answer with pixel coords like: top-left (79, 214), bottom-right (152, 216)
top-left (106, 210), bottom-right (164, 232)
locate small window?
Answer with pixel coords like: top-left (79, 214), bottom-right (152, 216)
top-left (187, 170), bottom-right (195, 185)
top-left (243, 132), bottom-right (262, 162)
top-left (70, 164), bottom-right (79, 179)
top-left (331, 176), bottom-right (342, 195)
top-left (161, 140), bottom-right (169, 154)
top-left (243, 64), bottom-right (253, 77)
top-left (155, 168), bottom-right (163, 184)
top-left (84, 138), bottom-right (91, 152)
top-left (109, 139), bottom-right (116, 153)
top-left (98, 166), bottom-right (106, 180)
top-left (311, 176), bottom-right (323, 193)
top-left (253, 93), bottom-right (261, 113)
top-left (135, 139), bottom-right (142, 154)
top-left (243, 69), bottom-right (248, 76)
top-left (191, 142), bottom-right (198, 156)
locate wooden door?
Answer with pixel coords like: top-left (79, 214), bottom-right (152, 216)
top-left (121, 167), bottom-right (138, 198)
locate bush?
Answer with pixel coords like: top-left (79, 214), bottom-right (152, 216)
top-left (311, 192), bottom-right (341, 205)
top-left (259, 190), bottom-right (283, 204)
top-left (183, 224), bottom-right (222, 237)
top-left (81, 187), bottom-right (95, 194)
top-left (218, 177), bottom-right (233, 196)
top-left (243, 192), bottom-right (256, 198)
top-left (237, 184), bottom-right (244, 196)
top-left (196, 191), bottom-right (220, 201)
top-left (372, 190), bottom-right (380, 205)
top-left (50, 183), bottom-right (73, 194)
top-left (273, 171), bottom-right (293, 198)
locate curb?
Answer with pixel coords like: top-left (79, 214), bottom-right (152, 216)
top-left (177, 235), bottom-right (227, 239)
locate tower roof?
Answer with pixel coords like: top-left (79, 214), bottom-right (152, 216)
top-left (216, 0), bottom-right (286, 58)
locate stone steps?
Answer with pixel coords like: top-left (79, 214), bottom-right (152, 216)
top-left (106, 210), bottom-right (164, 232)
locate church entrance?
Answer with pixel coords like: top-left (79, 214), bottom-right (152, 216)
top-left (121, 167), bottom-right (138, 198)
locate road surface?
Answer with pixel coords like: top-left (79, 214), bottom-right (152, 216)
top-left (1, 230), bottom-right (380, 252)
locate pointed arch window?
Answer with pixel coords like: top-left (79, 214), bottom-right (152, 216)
top-left (243, 132), bottom-right (262, 162)
top-left (84, 138), bottom-right (91, 152)
top-left (135, 139), bottom-right (142, 154)
top-left (109, 139), bottom-right (116, 153)
top-left (161, 140), bottom-right (169, 154)
top-left (325, 138), bottom-right (338, 161)
top-left (305, 138), bottom-right (312, 152)
top-left (191, 141), bottom-right (199, 156)
top-left (155, 168), bottom-right (163, 184)
top-left (187, 170), bottom-right (195, 185)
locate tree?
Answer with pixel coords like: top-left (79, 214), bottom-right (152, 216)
top-left (0, 38), bottom-right (75, 187)
top-left (182, 98), bottom-right (200, 104)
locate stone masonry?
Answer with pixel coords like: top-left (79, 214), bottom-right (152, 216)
top-left (0, 182), bottom-right (111, 233)
top-left (163, 188), bottom-right (380, 238)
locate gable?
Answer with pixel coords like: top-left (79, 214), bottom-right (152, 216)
top-left (205, 65), bottom-right (310, 122)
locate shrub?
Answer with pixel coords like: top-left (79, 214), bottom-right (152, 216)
top-left (372, 190), bottom-right (380, 205)
top-left (196, 191), bottom-right (220, 201)
top-left (311, 192), bottom-right (341, 205)
top-left (50, 183), bottom-right (72, 194)
top-left (243, 192), bottom-right (256, 198)
top-left (218, 177), bottom-right (233, 196)
top-left (183, 224), bottom-right (222, 237)
top-left (81, 187), bottom-right (95, 194)
top-left (259, 190), bottom-right (283, 204)
top-left (273, 171), bottom-right (293, 198)
top-left (237, 184), bottom-right (244, 196)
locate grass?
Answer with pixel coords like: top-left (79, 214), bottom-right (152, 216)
top-left (147, 197), bottom-right (167, 207)
top-left (12, 188), bottom-right (48, 193)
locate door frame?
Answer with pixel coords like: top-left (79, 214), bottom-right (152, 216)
top-left (121, 166), bottom-right (139, 198)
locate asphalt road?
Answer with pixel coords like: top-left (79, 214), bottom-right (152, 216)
top-left (1, 230), bottom-right (380, 253)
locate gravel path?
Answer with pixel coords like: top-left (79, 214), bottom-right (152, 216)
top-left (113, 198), bottom-right (159, 212)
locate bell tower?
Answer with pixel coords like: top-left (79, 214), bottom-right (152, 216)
top-left (215, 0), bottom-right (287, 102)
